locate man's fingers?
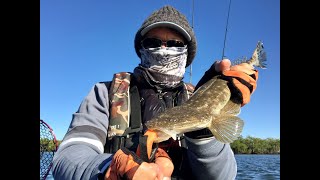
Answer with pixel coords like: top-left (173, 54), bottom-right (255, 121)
top-left (133, 162), bottom-right (160, 180)
top-left (155, 157), bottom-right (174, 178)
top-left (215, 59), bottom-right (231, 72)
top-left (149, 163), bottom-right (164, 180)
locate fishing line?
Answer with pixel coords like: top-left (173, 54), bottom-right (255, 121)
top-left (222, 0), bottom-right (233, 60)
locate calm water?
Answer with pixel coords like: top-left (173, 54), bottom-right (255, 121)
top-left (235, 154), bottom-right (280, 180)
top-left (42, 154), bottom-right (280, 179)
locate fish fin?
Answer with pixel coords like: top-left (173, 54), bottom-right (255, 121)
top-left (136, 130), bottom-right (157, 160)
top-left (153, 129), bottom-right (173, 143)
top-left (208, 115), bottom-right (244, 144)
top-left (220, 100), bottom-right (241, 115)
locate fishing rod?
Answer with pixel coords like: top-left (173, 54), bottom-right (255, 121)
top-left (222, 0), bottom-right (233, 60)
top-left (189, 0), bottom-right (232, 83)
top-left (188, 0), bottom-right (195, 84)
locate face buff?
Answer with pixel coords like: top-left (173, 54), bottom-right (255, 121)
top-left (139, 46), bottom-right (188, 87)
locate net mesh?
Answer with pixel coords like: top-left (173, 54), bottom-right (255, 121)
top-left (40, 119), bottom-right (57, 180)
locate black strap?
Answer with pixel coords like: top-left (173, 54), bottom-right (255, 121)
top-left (138, 133), bottom-right (159, 163)
top-left (121, 147), bottom-right (144, 165)
top-left (129, 86), bottom-right (142, 129)
top-left (122, 85), bottom-right (143, 136)
top-left (138, 135), bottom-right (149, 162)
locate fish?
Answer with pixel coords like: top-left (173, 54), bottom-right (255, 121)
top-left (144, 41), bottom-right (267, 145)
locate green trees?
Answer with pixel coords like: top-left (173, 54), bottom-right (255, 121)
top-left (230, 136), bottom-right (280, 154)
top-left (40, 138), bottom-right (61, 152)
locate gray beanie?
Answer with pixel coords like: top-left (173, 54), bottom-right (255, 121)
top-left (134, 5), bottom-right (197, 67)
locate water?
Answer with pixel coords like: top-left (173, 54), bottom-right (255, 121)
top-left (41, 154), bottom-right (280, 179)
top-left (235, 154), bottom-right (280, 180)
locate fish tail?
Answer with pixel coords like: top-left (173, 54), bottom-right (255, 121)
top-left (250, 41), bottom-right (267, 69)
top-left (208, 115), bottom-right (244, 143)
top-left (232, 41), bottom-right (267, 69)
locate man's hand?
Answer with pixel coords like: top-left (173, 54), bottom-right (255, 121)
top-left (105, 147), bottom-right (173, 180)
top-left (215, 59), bottom-right (258, 106)
top-left (154, 148), bottom-right (174, 179)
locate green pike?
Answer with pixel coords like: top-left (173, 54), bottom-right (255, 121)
top-left (145, 41), bottom-right (267, 144)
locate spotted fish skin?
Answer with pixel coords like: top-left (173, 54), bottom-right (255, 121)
top-left (145, 41), bottom-right (266, 144)
top-left (145, 77), bottom-right (242, 143)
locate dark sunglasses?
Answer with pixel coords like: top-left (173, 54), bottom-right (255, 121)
top-left (141, 38), bottom-right (185, 49)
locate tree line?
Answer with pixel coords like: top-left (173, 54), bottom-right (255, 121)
top-left (230, 136), bottom-right (280, 154)
top-left (41, 136), bottom-right (280, 154)
top-left (40, 138), bottom-right (62, 152)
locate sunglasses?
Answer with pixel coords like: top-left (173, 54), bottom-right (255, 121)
top-left (141, 38), bottom-right (185, 49)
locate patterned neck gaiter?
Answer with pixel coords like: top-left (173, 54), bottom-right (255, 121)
top-left (140, 46), bottom-right (188, 76)
top-left (139, 46), bottom-right (188, 88)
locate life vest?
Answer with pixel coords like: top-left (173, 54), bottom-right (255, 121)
top-left (103, 72), bottom-right (142, 154)
top-left (103, 72), bottom-right (195, 155)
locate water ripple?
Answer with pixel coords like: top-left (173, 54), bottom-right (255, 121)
top-left (235, 154), bottom-right (280, 180)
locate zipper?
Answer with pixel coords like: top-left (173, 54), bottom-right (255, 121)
top-left (157, 89), bottom-right (165, 99)
top-left (156, 90), bottom-right (167, 112)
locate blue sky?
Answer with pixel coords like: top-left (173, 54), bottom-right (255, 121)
top-left (40, 0), bottom-right (280, 141)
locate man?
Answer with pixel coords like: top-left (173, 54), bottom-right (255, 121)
top-left (52, 5), bottom-right (258, 180)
